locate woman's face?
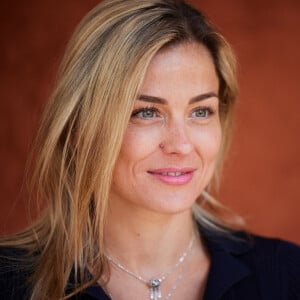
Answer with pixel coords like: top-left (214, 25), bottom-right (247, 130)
top-left (110, 42), bottom-right (221, 215)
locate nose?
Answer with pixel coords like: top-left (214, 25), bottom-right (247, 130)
top-left (159, 121), bottom-right (193, 155)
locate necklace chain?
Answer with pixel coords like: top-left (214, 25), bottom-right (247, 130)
top-left (164, 245), bottom-right (194, 300)
top-left (105, 234), bottom-right (195, 300)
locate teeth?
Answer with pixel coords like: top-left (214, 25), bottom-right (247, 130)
top-left (161, 172), bottom-right (184, 176)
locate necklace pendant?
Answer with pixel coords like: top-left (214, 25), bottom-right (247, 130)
top-left (149, 278), bottom-right (162, 300)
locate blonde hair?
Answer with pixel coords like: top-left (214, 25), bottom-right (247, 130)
top-left (1, 0), bottom-right (239, 299)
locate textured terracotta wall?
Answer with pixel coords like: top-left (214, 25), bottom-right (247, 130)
top-left (1, 0), bottom-right (299, 244)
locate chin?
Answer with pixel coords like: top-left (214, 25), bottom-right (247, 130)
top-left (139, 194), bottom-right (197, 215)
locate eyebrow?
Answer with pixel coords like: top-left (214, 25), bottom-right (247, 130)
top-left (137, 92), bottom-right (218, 105)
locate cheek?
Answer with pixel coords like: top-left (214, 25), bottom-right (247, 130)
top-left (118, 125), bottom-right (162, 164)
top-left (193, 124), bottom-right (222, 161)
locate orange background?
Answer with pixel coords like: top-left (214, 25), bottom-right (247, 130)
top-left (0, 0), bottom-right (299, 244)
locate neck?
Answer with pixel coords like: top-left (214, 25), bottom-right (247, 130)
top-left (104, 200), bottom-right (199, 277)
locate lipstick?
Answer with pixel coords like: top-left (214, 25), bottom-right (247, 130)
top-left (147, 168), bottom-right (195, 185)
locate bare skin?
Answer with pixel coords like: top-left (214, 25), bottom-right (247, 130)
top-left (101, 42), bottom-right (221, 299)
top-left (103, 209), bottom-right (210, 300)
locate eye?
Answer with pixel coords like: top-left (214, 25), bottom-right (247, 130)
top-left (191, 107), bottom-right (213, 118)
top-left (131, 107), bottom-right (160, 119)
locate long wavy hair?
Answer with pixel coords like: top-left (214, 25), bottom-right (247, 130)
top-left (1, 0), bottom-right (239, 299)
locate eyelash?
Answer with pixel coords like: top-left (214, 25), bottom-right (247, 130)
top-left (131, 106), bottom-right (215, 120)
top-left (131, 106), bottom-right (160, 119)
top-left (191, 106), bottom-right (214, 118)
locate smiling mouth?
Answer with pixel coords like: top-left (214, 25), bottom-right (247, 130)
top-left (148, 168), bottom-right (195, 175)
top-left (147, 168), bottom-right (195, 185)
top-left (159, 171), bottom-right (189, 176)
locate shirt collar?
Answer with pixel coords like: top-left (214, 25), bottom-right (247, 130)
top-left (200, 226), bottom-right (254, 300)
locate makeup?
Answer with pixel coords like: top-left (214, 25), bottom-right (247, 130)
top-left (147, 168), bottom-right (195, 185)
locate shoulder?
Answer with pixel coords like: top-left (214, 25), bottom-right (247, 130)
top-left (205, 228), bottom-right (300, 263)
top-left (248, 233), bottom-right (300, 268)
top-left (250, 235), bottom-right (300, 294)
top-left (0, 246), bottom-right (32, 300)
top-left (232, 233), bottom-right (300, 299)
top-left (202, 227), bottom-right (300, 298)
top-left (249, 233), bottom-right (300, 257)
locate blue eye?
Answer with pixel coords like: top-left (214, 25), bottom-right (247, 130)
top-left (191, 107), bottom-right (213, 118)
top-left (131, 107), bottom-right (159, 119)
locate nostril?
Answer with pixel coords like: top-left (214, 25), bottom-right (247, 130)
top-left (158, 141), bottom-right (193, 155)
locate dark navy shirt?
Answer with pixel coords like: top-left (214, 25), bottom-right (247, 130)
top-left (1, 229), bottom-right (300, 299)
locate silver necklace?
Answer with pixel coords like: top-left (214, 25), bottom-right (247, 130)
top-left (164, 245), bottom-right (194, 300)
top-left (105, 234), bottom-right (195, 300)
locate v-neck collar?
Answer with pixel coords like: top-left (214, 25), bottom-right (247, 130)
top-left (201, 227), bottom-right (253, 300)
top-left (81, 226), bottom-right (254, 300)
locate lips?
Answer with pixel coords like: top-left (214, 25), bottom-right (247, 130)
top-left (147, 168), bottom-right (195, 185)
top-left (160, 171), bottom-right (186, 176)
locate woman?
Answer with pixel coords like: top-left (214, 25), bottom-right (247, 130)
top-left (0, 0), bottom-right (299, 299)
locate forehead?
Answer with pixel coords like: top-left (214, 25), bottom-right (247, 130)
top-left (140, 42), bottom-right (219, 97)
top-left (151, 42), bottom-right (215, 68)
